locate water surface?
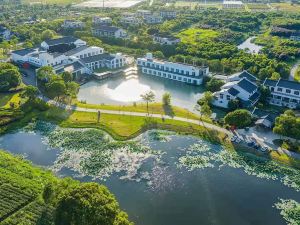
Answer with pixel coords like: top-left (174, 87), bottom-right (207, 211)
top-left (1, 130), bottom-right (299, 225)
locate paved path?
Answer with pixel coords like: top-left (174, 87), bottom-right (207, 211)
top-left (44, 98), bottom-right (231, 135)
top-left (289, 59), bottom-right (300, 81)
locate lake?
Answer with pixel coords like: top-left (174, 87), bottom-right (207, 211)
top-left (1, 127), bottom-right (299, 225)
top-left (238, 37), bottom-right (262, 54)
top-left (78, 73), bottom-right (205, 112)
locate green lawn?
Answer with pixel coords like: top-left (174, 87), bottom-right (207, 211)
top-left (295, 66), bottom-right (300, 82)
top-left (177, 28), bottom-right (219, 45)
top-left (22, 0), bottom-right (84, 5)
top-left (0, 93), bottom-right (22, 108)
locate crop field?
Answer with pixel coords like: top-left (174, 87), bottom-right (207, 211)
top-left (75, 0), bottom-right (146, 8)
top-left (174, 1), bottom-right (221, 9)
top-left (246, 3), bottom-right (270, 12)
top-left (177, 28), bottom-right (219, 45)
top-left (22, 0), bottom-right (85, 5)
top-left (271, 3), bottom-right (300, 13)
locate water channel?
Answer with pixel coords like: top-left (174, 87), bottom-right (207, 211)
top-left (1, 126), bottom-right (299, 225)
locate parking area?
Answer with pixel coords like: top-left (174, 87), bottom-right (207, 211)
top-left (19, 67), bottom-right (37, 87)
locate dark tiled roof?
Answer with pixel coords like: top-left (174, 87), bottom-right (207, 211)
top-left (81, 53), bottom-right (114, 63)
top-left (237, 78), bottom-right (257, 93)
top-left (277, 79), bottom-right (300, 91)
top-left (55, 61), bottom-right (85, 74)
top-left (227, 87), bottom-right (240, 96)
top-left (92, 25), bottom-right (121, 32)
top-left (44, 36), bottom-right (79, 46)
top-left (65, 45), bottom-right (90, 56)
top-left (263, 78), bottom-right (277, 87)
top-left (238, 70), bottom-right (258, 81)
top-left (12, 48), bottom-right (36, 56)
top-left (252, 107), bottom-right (279, 124)
top-left (249, 91), bottom-right (260, 102)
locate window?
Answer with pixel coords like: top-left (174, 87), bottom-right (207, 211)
top-left (286, 89), bottom-right (291, 94)
top-left (186, 71), bottom-right (189, 75)
top-left (166, 67), bottom-right (169, 71)
top-left (168, 75), bottom-right (171, 78)
top-left (188, 79), bottom-right (191, 83)
top-left (176, 69), bottom-right (179, 73)
top-left (183, 78), bottom-right (187, 82)
top-left (220, 94), bottom-right (224, 99)
top-left (171, 68), bottom-right (174, 72)
top-left (149, 70), bottom-right (152, 74)
top-left (294, 91), bottom-right (299, 95)
top-left (181, 70), bottom-right (184, 74)
top-left (271, 87), bottom-right (274, 92)
top-left (173, 75), bottom-right (176, 79)
top-left (277, 88), bottom-right (282, 92)
top-left (158, 72), bottom-right (161, 76)
top-left (192, 72), bottom-right (195, 76)
top-left (147, 63), bottom-right (150, 67)
top-left (153, 71), bottom-right (156, 75)
top-left (178, 77), bottom-right (182, 81)
top-left (226, 95), bottom-right (230, 100)
top-left (142, 62), bottom-right (145, 66)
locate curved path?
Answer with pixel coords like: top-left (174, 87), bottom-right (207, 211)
top-left (289, 59), bottom-right (300, 81)
top-left (44, 98), bottom-right (231, 135)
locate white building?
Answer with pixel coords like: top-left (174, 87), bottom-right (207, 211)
top-left (41, 36), bottom-right (86, 51)
top-left (222, 0), bottom-right (244, 9)
top-left (120, 16), bottom-right (142, 26)
top-left (54, 59), bottom-right (92, 79)
top-left (92, 16), bottom-right (112, 25)
top-left (290, 36), bottom-right (300, 41)
top-left (81, 53), bottom-right (127, 70)
top-left (144, 14), bottom-right (163, 24)
top-left (62, 20), bottom-right (85, 29)
top-left (92, 26), bottom-right (127, 39)
top-left (263, 78), bottom-right (300, 109)
top-left (212, 77), bottom-right (260, 108)
top-left (160, 10), bottom-right (177, 19)
top-left (0, 25), bottom-right (12, 40)
top-left (136, 10), bottom-right (152, 18)
top-left (153, 35), bottom-right (180, 45)
top-left (65, 46), bottom-right (104, 59)
top-left (137, 53), bottom-right (208, 85)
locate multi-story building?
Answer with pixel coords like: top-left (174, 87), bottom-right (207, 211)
top-left (137, 53), bottom-right (208, 85)
top-left (81, 53), bottom-right (127, 70)
top-left (144, 14), bottom-right (163, 24)
top-left (91, 25), bottom-right (127, 39)
top-left (212, 77), bottom-right (260, 108)
top-left (120, 16), bottom-right (142, 26)
top-left (41, 36), bottom-right (86, 52)
top-left (222, 0), bottom-right (244, 9)
top-left (62, 20), bottom-right (85, 29)
top-left (92, 16), bottom-right (112, 25)
top-left (263, 78), bottom-right (300, 109)
top-left (153, 35), bottom-right (180, 45)
top-left (160, 10), bottom-right (177, 19)
top-left (0, 25), bottom-right (12, 40)
top-left (135, 10), bottom-right (152, 18)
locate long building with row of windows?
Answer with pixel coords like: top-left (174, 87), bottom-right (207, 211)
top-left (136, 53), bottom-right (209, 85)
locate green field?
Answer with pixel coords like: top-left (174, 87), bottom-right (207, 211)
top-left (22, 0), bottom-right (84, 5)
top-left (271, 3), bottom-right (300, 13)
top-left (177, 28), bottom-right (219, 45)
top-left (174, 1), bottom-right (221, 9)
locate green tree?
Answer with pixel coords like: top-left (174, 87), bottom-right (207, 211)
top-left (46, 79), bottom-right (66, 100)
top-left (66, 81), bottom-right (79, 98)
top-left (228, 99), bottom-right (241, 111)
top-left (200, 102), bottom-right (212, 118)
top-left (37, 66), bottom-right (55, 81)
top-left (273, 110), bottom-right (300, 139)
top-left (0, 64), bottom-right (21, 91)
top-left (162, 92), bottom-right (171, 106)
top-left (205, 78), bottom-right (224, 92)
top-left (55, 183), bottom-right (133, 225)
top-left (41, 29), bottom-right (55, 41)
top-left (140, 91), bottom-right (155, 114)
top-left (62, 71), bottom-right (73, 83)
top-left (22, 85), bottom-right (39, 100)
top-left (224, 109), bottom-right (252, 128)
top-left (197, 91), bottom-right (213, 106)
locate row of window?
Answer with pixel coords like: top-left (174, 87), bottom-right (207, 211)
top-left (142, 68), bottom-right (199, 84)
top-left (270, 95), bottom-right (300, 103)
top-left (138, 60), bottom-right (199, 76)
top-left (219, 93), bottom-right (231, 101)
top-left (269, 86), bottom-right (300, 95)
top-left (76, 51), bottom-right (103, 59)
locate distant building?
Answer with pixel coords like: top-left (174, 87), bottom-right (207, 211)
top-left (92, 16), bottom-right (112, 25)
top-left (290, 35), bottom-right (300, 41)
top-left (153, 35), bottom-right (180, 45)
top-left (120, 16), bottom-right (142, 26)
top-left (81, 52), bottom-right (127, 70)
top-left (263, 78), bottom-right (300, 109)
top-left (0, 25), bottom-right (12, 40)
top-left (41, 36), bottom-right (86, 52)
top-left (122, 12), bottom-right (136, 18)
top-left (136, 10), bottom-right (152, 18)
top-left (144, 14), bottom-right (163, 24)
top-left (160, 10), bottom-right (177, 19)
top-left (137, 53), bottom-right (208, 85)
top-left (91, 25), bottom-right (127, 39)
top-left (62, 20), bottom-right (85, 29)
top-left (212, 77), bottom-right (260, 108)
top-left (222, 0), bottom-right (244, 9)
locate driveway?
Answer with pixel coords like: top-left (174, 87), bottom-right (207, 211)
top-left (20, 68), bottom-right (37, 86)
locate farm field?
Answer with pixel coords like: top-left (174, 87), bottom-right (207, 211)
top-left (74, 0), bottom-right (146, 8)
top-left (22, 0), bottom-right (84, 4)
top-left (270, 3), bottom-right (300, 12)
top-left (174, 1), bottom-right (221, 9)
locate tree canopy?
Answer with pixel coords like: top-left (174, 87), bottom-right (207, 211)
top-left (273, 110), bottom-right (300, 139)
top-left (224, 109), bottom-right (252, 128)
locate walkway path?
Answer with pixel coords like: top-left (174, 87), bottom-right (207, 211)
top-left (44, 98), bottom-right (231, 135)
top-left (289, 59), bottom-right (300, 81)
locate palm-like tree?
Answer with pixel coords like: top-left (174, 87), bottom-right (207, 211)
top-left (140, 91), bottom-right (155, 114)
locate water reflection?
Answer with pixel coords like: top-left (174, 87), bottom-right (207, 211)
top-left (78, 73), bottom-right (204, 111)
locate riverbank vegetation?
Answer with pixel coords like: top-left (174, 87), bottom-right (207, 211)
top-left (0, 149), bottom-right (132, 225)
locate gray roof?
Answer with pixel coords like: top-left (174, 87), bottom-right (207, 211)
top-left (92, 25), bottom-right (121, 32)
top-left (12, 48), bottom-right (36, 56)
top-left (44, 36), bottom-right (79, 46)
top-left (65, 45), bottom-right (90, 56)
top-left (227, 87), bottom-right (239, 96)
top-left (55, 60), bottom-right (85, 74)
top-left (237, 78), bottom-right (257, 93)
top-left (263, 78), bottom-right (277, 87)
top-left (238, 70), bottom-right (258, 81)
top-left (277, 79), bottom-right (300, 91)
top-left (81, 53), bottom-right (114, 63)
top-left (249, 91), bottom-right (260, 102)
top-left (252, 107), bottom-right (279, 125)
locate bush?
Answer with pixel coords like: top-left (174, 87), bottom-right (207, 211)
top-left (224, 109), bottom-right (252, 128)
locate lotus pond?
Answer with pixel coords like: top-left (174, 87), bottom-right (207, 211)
top-left (0, 121), bottom-right (300, 225)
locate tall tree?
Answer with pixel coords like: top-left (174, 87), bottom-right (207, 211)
top-left (140, 91), bottom-right (155, 114)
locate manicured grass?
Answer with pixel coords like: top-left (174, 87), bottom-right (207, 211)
top-left (295, 66), bottom-right (300, 82)
top-left (74, 101), bottom-right (211, 122)
top-left (0, 93), bottom-right (22, 109)
top-left (177, 28), bottom-right (219, 45)
top-left (22, 0), bottom-right (84, 5)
